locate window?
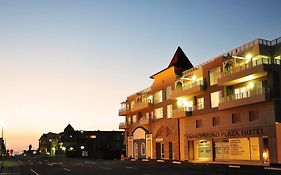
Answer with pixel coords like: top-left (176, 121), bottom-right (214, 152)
top-left (210, 91), bottom-right (220, 108)
top-left (154, 90), bottom-right (163, 104)
top-left (132, 115), bottom-right (137, 123)
top-left (196, 120), bottom-right (202, 128)
top-left (212, 117), bottom-right (219, 126)
top-left (150, 111), bottom-right (154, 120)
top-left (127, 117), bottom-right (131, 124)
top-left (232, 113), bottom-right (240, 124)
top-left (161, 143), bottom-right (165, 159)
top-left (130, 101), bottom-right (135, 109)
top-left (166, 86), bottom-right (172, 100)
top-left (154, 107), bottom-right (163, 119)
top-left (167, 105), bottom-right (173, 119)
top-left (209, 67), bottom-right (220, 86)
top-left (141, 143), bottom-right (146, 156)
top-left (197, 97), bottom-right (204, 110)
top-left (249, 111), bottom-right (257, 121)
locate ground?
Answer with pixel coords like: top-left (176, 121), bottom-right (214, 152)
top-left (0, 156), bottom-right (281, 175)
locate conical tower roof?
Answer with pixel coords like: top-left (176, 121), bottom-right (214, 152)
top-left (150, 46), bottom-right (193, 78)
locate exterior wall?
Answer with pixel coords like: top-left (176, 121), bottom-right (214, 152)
top-left (119, 37), bottom-right (281, 165)
top-left (276, 123), bottom-right (281, 164)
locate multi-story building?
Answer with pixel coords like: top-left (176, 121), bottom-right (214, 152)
top-left (119, 37), bottom-right (281, 164)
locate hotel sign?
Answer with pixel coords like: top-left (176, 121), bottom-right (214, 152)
top-left (187, 128), bottom-right (264, 139)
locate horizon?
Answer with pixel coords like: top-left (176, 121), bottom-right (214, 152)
top-left (0, 0), bottom-right (281, 152)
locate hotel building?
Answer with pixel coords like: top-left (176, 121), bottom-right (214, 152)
top-left (119, 37), bottom-right (281, 164)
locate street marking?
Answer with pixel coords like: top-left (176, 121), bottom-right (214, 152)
top-left (142, 159), bottom-right (149, 162)
top-left (47, 163), bottom-right (53, 166)
top-left (64, 168), bottom-right (71, 172)
top-left (99, 166), bottom-right (112, 170)
top-left (0, 173), bottom-right (21, 175)
top-left (125, 166), bottom-right (138, 170)
top-left (264, 167), bottom-right (281, 171)
top-left (84, 161), bottom-right (96, 164)
top-left (229, 165), bottom-right (240, 168)
top-left (30, 169), bottom-right (40, 175)
top-left (172, 161), bottom-right (182, 164)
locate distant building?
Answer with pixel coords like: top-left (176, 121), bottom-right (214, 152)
top-left (39, 124), bottom-right (125, 159)
top-left (0, 138), bottom-right (6, 156)
top-left (39, 132), bottom-right (60, 155)
top-left (119, 37), bottom-right (281, 165)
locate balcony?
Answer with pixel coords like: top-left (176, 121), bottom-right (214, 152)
top-left (171, 80), bottom-right (206, 99)
top-left (119, 122), bottom-right (127, 129)
top-left (217, 57), bottom-right (280, 86)
top-left (131, 100), bottom-right (153, 112)
top-left (139, 116), bottom-right (150, 125)
top-left (219, 87), bottom-right (269, 110)
top-left (172, 107), bottom-right (193, 119)
top-left (118, 108), bottom-right (130, 116)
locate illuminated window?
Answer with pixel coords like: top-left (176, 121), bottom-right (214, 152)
top-left (210, 91), bottom-right (220, 108)
top-left (167, 105), bottom-right (173, 119)
top-left (131, 101), bottom-right (135, 109)
top-left (132, 115), bottom-right (137, 123)
top-left (90, 135), bottom-right (96, 139)
top-left (161, 143), bottom-right (165, 159)
top-left (154, 90), bottom-right (163, 104)
top-left (197, 97), bottom-right (204, 110)
top-left (209, 67), bottom-right (220, 86)
top-left (154, 108), bottom-right (163, 119)
top-left (141, 143), bottom-right (146, 156)
top-left (127, 117), bottom-right (131, 124)
top-left (166, 86), bottom-right (172, 100)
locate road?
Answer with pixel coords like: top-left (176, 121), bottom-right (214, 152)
top-left (0, 156), bottom-right (281, 175)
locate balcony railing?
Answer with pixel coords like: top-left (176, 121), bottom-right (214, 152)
top-left (172, 106), bottom-right (194, 118)
top-left (181, 80), bottom-right (204, 90)
top-left (119, 122), bottom-right (127, 129)
top-left (220, 57), bottom-right (280, 78)
top-left (171, 80), bottom-right (205, 99)
top-left (219, 87), bottom-right (269, 103)
top-left (131, 99), bottom-right (153, 112)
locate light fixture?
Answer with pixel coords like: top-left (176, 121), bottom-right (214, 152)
top-left (248, 82), bottom-right (254, 89)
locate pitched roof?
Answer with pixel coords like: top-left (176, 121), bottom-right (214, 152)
top-left (64, 124), bottom-right (75, 132)
top-left (150, 46), bottom-right (193, 78)
top-left (168, 46), bottom-right (193, 69)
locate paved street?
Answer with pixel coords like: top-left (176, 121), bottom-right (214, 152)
top-left (0, 156), bottom-right (281, 175)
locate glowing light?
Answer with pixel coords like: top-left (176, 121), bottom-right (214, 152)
top-left (177, 100), bottom-right (183, 107)
top-left (90, 135), bottom-right (96, 139)
top-left (246, 53), bottom-right (252, 60)
top-left (192, 75), bottom-right (196, 81)
top-left (69, 147), bottom-right (74, 151)
top-left (80, 146), bottom-right (85, 150)
top-left (248, 82), bottom-right (254, 89)
top-left (62, 147), bottom-right (66, 151)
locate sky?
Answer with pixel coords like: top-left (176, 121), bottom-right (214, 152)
top-left (0, 0), bottom-right (281, 152)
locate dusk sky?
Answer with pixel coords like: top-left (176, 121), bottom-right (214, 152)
top-left (0, 0), bottom-right (281, 152)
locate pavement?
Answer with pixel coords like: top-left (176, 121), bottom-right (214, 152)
top-left (0, 155), bottom-right (280, 175)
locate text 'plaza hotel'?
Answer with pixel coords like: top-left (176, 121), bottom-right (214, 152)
top-left (118, 37), bottom-right (281, 165)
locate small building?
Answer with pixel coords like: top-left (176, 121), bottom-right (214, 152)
top-left (39, 124), bottom-right (125, 159)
